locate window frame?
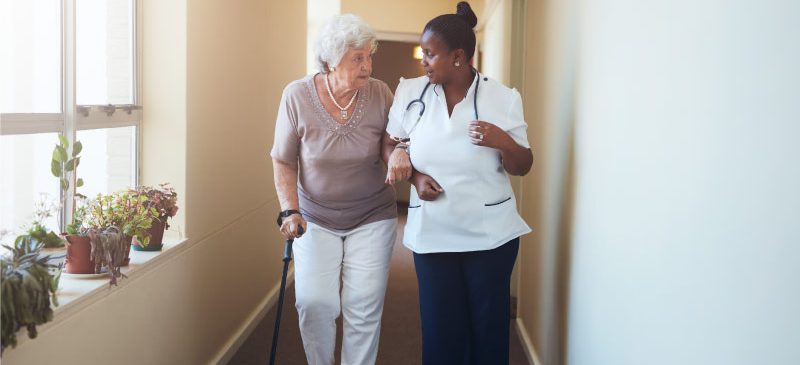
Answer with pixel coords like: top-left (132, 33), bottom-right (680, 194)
top-left (0, 0), bottom-right (142, 225)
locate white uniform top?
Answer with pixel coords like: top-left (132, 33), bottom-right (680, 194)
top-left (386, 74), bottom-right (532, 253)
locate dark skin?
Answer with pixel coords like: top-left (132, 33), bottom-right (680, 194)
top-left (382, 30), bottom-right (533, 201)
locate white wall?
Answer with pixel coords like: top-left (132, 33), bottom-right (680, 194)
top-left (478, 0), bottom-right (511, 83)
top-left (568, 1), bottom-right (800, 364)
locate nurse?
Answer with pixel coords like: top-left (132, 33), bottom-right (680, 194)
top-left (381, 2), bottom-right (533, 364)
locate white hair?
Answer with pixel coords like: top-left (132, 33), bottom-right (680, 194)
top-left (313, 14), bottom-right (378, 73)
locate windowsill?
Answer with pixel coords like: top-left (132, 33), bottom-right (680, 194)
top-left (3, 234), bottom-right (191, 351)
top-left (51, 235), bottom-right (191, 318)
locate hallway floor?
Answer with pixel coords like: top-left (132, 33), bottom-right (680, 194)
top-left (229, 212), bottom-right (529, 364)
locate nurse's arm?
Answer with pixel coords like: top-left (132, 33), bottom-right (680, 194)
top-left (469, 121), bottom-right (533, 176)
top-left (499, 138), bottom-right (533, 176)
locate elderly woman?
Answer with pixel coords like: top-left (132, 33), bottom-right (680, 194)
top-left (270, 14), bottom-right (396, 365)
top-left (383, 2), bottom-right (533, 364)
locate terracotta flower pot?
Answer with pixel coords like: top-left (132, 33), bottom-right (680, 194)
top-left (133, 215), bottom-right (166, 252)
top-left (64, 234), bottom-right (95, 274)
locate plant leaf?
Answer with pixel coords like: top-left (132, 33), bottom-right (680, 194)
top-left (60, 179), bottom-right (68, 190)
top-left (58, 134), bottom-right (68, 148)
top-left (56, 146), bottom-right (68, 163)
top-left (72, 141), bottom-right (82, 156)
top-left (51, 160), bottom-right (62, 177)
top-left (76, 178), bottom-right (84, 187)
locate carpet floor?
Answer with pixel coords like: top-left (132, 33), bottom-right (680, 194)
top-left (229, 213), bottom-right (530, 364)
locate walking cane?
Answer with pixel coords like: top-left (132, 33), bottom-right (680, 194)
top-left (269, 225), bottom-right (303, 365)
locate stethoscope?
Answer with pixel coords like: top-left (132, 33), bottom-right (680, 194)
top-left (403, 68), bottom-right (483, 138)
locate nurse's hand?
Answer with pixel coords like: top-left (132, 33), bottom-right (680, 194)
top-left (411, 172), bottom-right (444, 201)
top-left (280, 214), bottom-right (306, 239)
top-left (386, 148), bottom-right (412, 185)
top-left (469, 121), bottom-right (514, 150)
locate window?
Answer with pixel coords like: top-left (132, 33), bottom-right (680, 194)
top-left (0, 0), bottom-right (141, 238)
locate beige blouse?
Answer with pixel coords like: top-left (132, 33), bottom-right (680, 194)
top-left (271, 74), bottom-right (397, 230)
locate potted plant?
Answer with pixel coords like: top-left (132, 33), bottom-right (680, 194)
top-left (70, 193), bottom-right (141, 286)
top-left (50, 134), bottom-right (92, 274)
top-left (131, 183), bottom-right (178, 251)
top-left (1, 234), bottom-right (61, 355)
top-left (29, 195), bottom-right (63, 249)
top-left (27, 195), bottom-right (67, 271)
top-left (83, 191), bottom-right (158, 267)
top-left (84, 226), bottom-right (128, 286)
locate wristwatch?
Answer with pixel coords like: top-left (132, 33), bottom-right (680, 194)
top-left (276, 209), bottom-right (301, 227)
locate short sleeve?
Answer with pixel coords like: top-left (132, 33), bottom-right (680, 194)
top-left (505, 89), bottom-right (531, 149)
top-left (270, 85), bottom-right (301, 163)
top-left (385, 77), bottom-right (408, 139)
top-left (380, 81), bottom-right (394, 128)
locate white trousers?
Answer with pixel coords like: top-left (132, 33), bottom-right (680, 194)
top-left (293, 218), bottom-right (397, 365)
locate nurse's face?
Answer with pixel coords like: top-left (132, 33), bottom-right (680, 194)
top-left (419, 30), bottom-right (460, 85)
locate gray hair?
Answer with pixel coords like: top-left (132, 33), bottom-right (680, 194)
top-left (313, 14), bottom-right (378, 73)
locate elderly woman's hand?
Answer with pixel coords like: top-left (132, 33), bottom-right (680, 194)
top-left (411, 172), bottom-right (444, 201)
top-left (385, 148), bottom-right (412, 185)
top-left (280, 213), bottom-right (307, 239)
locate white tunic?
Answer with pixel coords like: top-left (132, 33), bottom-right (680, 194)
top-left (386, 74), bottom-right (532, 253)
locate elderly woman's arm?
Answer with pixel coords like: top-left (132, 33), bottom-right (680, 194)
top-left (272, 159), bottom-right (306, 238)
top-left (382, 132), bottom-right (412, 185)
top-left (381, 132), bottom-right (444, 200)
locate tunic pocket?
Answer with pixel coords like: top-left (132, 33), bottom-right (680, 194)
top-left (482, 195), bottom-right (520, 237)
top-left (404, 186), bottom-right (423, 244)
top-left (484, 197), bottom-right (511, 207)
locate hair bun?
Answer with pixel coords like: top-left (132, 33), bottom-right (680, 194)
top-left (456, 2), bottom-right (478, 28)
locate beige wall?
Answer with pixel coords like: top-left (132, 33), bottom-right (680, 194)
top-left (140, 0), bottom-right (187, 235)
top-left (515, 0), bottom-right (577, 364)
top-left (2, 1), bottom-right (306, 364)
top-left (342, 0), bottom-right (484, 35)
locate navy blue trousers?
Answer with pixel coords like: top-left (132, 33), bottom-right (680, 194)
top-left (413, 238), bottom-right (520, 365)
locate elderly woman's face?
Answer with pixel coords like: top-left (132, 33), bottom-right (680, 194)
top-left (333, 46), bottom-right (373, 89)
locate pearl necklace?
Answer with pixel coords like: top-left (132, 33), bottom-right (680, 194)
top-left (325, 73), bottom-right (358, 120)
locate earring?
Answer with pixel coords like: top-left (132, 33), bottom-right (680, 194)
top-left (455, 62), bottom-right (461, 67)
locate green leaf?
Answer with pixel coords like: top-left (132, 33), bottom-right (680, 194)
top-left (52, 148), bottom-right (63, 163)
top-left (51, 160), bottom-right (61, 177)
top-left (65, 158), bottom-right (76, 172)
top-left (76, 178), bottom-right (84, 187)
top-left (58, 134), bottom-right (68, 148)
top-left (60, 179), bottom-right (68, 190)
top-left (73, 157), bottom-right (80, 169)
top-left (56, 146), bottom-right (68, 163)
top-left (72, 141), bottom-right (82, 157)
